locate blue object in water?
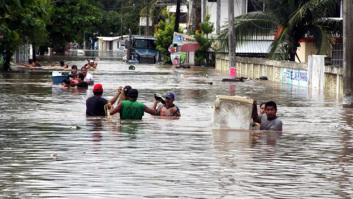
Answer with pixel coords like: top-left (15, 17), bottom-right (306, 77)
top-left (52, 71), bottom-right (69, 84)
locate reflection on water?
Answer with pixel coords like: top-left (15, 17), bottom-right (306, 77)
top-left (0, 60), bottom-right (352, 198)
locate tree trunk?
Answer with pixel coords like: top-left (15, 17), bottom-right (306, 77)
top-left (216, 0), bottom-right (221, 34)
top-left (343, 0), bottom-right (353, 107)
top-left (174, 0), bottom-right (181, 32)
top-left (32, 44), bottom-right (36, 62)
top-left (289, 47), bottom-right (297, 61)
top-left (193, 0), bottom-right (202, 32)
top-left (3, 51), bottom-right (12, 71)
top-left (228, 0), bottom-right (236, 76)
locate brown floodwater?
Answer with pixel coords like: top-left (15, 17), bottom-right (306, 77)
top-left (0, 59), bottom-right (352, 198)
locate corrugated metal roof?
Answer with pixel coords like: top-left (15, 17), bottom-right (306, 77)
top-left (236, 40), bottom-right (272, 54)
top-left (97, 36), bottom-right (121, 41)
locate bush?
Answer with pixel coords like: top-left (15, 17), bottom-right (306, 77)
top-left (154, 9), bottom-right (175, 64)
top-left (195, 16), bottom-right (214, 66)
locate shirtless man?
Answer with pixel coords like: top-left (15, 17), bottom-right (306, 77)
top-left (83, 59), bottom-right (97, 70)
top-left (153, 92), bottom-right (180, 117)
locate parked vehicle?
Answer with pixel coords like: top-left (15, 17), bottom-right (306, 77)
top-left (126, 36), bottom-right (159, 64)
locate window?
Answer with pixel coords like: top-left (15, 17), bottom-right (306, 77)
top-left (247, 0), bottom-right (264, 13)
top-left (133, 39), bottom-right (156, 49)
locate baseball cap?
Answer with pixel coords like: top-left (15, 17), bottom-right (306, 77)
top-left (163, 92), bottom-right (175, 100)
top-left (127, 89), bottom-right (138, 99)
top-left (93, 83), bottom-right (103, 93)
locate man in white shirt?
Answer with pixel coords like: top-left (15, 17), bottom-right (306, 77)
top-left (81, 67), bottom-right (94, 85)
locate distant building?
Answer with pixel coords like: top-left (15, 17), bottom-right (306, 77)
top-left (205, 0), bottom-right (343, 65)
top-left (97, 36), bottom-right (127, 52)
top-left (204, 0), bottom-right (271, 57)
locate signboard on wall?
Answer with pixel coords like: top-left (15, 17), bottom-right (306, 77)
top-left (281, 68), bottom-right (308, 87)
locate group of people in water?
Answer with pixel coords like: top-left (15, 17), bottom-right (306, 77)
top-left (86, 84), bottom-right (181, 119)
top-left (60, 59), bottom-right (97, 88)
top-left (51, 58), bottom-right (281, 131)
top-left (85, 82), bottom-right (282, 131)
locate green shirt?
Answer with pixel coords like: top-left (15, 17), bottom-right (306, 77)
top-left (120, 100), bottom-right (145, 120)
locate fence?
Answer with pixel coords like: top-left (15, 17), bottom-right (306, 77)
top-left (66, 49), bottom-right (124, 60)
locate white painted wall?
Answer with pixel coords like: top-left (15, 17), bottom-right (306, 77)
top-left (205, 0), bottom-right (246, 35)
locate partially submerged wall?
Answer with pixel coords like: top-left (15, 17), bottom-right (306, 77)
top-left (215, 53), bottom-right (343, 95)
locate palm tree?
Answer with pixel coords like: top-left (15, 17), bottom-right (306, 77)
top-left (219, 0), bottom-right (341, 61)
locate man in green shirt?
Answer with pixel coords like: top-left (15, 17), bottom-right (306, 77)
top-left (109, 89), bottom-right (156, 119)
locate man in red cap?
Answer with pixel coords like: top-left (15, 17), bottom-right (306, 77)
top-left (86, 83), bottom-right (121, 116)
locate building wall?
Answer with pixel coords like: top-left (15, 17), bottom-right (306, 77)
top-left (205, 0), bottom-right (246, 34)
top-left (216, 53), bottom-right (343, 95)
top-left (296, 41), bottom-right (317, 63)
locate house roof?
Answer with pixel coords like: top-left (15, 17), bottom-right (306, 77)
top-left (97, 36), bottom-right (122, 41)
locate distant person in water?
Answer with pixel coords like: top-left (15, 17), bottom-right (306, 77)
top-left (59, 60), bottom-right (69, 68)
top-left (24, 59), bottom-right (41, 68)
top-left (252, 101), bottom-right (282, 131)
top-left (116, 85), bottom-right (132, 105)
top-left (83, 59), bottom-right (97, 70)
top-left (69, 65), bottom-right (78, 78)
top-left (86, 84), bottom-right (121, 116)
top-left (80, 67), bottom-right (94, 85)
top-left (109, 89), bottom-right (156, 120)
top-left (153, 92), bottom-right (180, 117)
top-left (259, 102), bottom-right (266, 116)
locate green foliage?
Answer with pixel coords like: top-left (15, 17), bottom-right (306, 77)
top-left (0, 0), bottom-right (52, 70)
top-left (195, 16), bottom-right (214, 66)
top-left (154, 9), bottom-right (175, 64)
top-left (47, 0), bottom-right (102, 52)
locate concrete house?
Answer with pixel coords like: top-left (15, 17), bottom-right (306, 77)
top-left (203, 0), bottom-right (272, 56)
top-left (203, 0), bottom-right (343, 65)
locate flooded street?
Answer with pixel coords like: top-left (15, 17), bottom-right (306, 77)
top-left (0, 60), bottom-right (352, 198)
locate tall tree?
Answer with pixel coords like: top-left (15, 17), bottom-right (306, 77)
top-left (219, 0), bottom-right (341, 61)
top-left (47, 0), bottom-right (102, 53)
top-left (0, 0), bottom-right (51, 70)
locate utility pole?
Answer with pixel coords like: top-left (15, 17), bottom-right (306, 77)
top-left (343, 0), bottom-right (353, 107)
top-left (145, 0), bottom-right (149, 36)
top-left (216, 0), bottom-right (221, 34)
top-left (174, 0), bottom-right (181, 32)
top-left (228, 0), bottom-right (236, 77)
top-left (203, 0), bottom-right (207, 21)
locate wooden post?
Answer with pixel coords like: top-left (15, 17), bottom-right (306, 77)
top-left (228, 0), bottom-right (236, 77)
top-left (343, 0), bottom-right (353, 107)
top-left (216, 0), bottom-right (221, 34)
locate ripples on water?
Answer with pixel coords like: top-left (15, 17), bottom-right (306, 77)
top-left (0, 60), bottom-right (352, 198)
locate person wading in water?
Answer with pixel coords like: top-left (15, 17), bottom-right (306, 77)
top-left (252, 101), bottom-right (283, 131)
top-left (109, 89), bottom-right (156, 120)
top-left (153, 92), bottom-right (180, 117)
top-left (86, 84), bottom-right (121, 116)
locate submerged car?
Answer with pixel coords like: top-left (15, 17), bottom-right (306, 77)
top-left (129, 36), bottom-right (158, 64)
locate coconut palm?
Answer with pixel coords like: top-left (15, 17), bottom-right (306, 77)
top-left (218, 0), bottom-right (341, 61)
